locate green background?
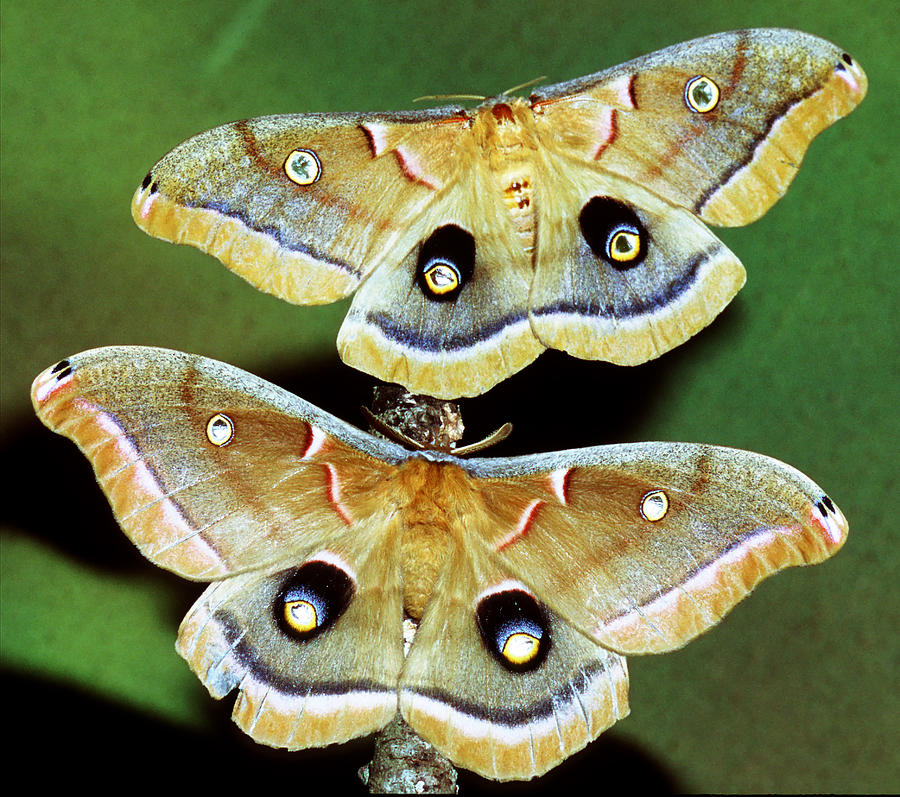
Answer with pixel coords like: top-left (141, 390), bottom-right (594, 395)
top-left (2, 0), bottom-right (896, 792)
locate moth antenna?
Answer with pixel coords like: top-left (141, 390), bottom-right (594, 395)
top-left (502, 75), bottom-right (547, 95)
top-left (452, 422), bottom-right (513, 456)
top-left (361, 405), bottom-right (511, 457)
top-left (364, 385), bottom-right (465, 453)
top-left (360, 405), bottom-right (428, 451)
top-left (413, 92), bottom-right (486, 103)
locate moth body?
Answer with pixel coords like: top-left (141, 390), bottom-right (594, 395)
top-left (393, 457), bottom-right (469, 619)
top-left (473, 98), bottom-right (539, 254)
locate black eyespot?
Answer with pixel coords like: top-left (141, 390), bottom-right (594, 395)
top-left (822, 495), bottom-right (836, 513)
top-left (141, 172), bottom-right (153, 190)
top-left (275, 559), bottom-right (355, 641)
top-left (416, 225), bottom-right (476, 301)
top-left (476, 588), bottom-right (550, 672)
top-left (579, 196), bottom-right (648, 270)
top-left (842, 53), bottom-right (854, 66)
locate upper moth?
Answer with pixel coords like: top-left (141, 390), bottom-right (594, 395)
top-left (132, 28), bottom-right (866, 398)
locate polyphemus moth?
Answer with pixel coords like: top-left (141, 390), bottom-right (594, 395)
top-left (132, 28), bottom-right (866, 399)
top-left (32, 346), bottom-right (848, 781)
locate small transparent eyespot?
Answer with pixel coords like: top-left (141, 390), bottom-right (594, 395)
top-left (501, 631), bottom-right (541, 665)
top-left (206, 413), bottom-right (234, 446)
top-left (684, 75), bottom-right (720, 113)
top-left (608, 228), bottom-right (642, 263)
top-left (423, 261), bottom-right (461, 295)
top-left (640, 490), bottom-right (669, 521)
top-left (284, 600), bottom-right (318, 634)
top-left (284, 148), bottom-right (322, 185)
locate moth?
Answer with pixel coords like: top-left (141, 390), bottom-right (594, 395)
top-left (132, 29), bottom-right (866, 399)
top-left (32, 346), bottom-right (848, 780)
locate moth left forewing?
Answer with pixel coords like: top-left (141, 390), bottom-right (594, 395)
top-left (31, 347), bottom-right (408, 579)
top-left (466, 443), bottom-right (847, 655)
top-left (532, 29), bottom-right (866, 226)
top-left (338, 152), bottom-right (544, 399)
top-left (399, 544), bottom-right (628, 781)
top-left (177, 518), bottom-right (405, 750)
top-left (529, 161), bottom-right (745, 365)
top-left (132, 109), bottom-right (469, 305)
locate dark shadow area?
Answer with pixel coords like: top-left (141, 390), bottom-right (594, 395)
top-left (265, 298), bottom-right (747, 459)
top-left (265, 348), bottom-right (664, 457)
top-left (456, 732), bottom-right (678, 793)
top-left (2, 668), bottom-right (678, 792)
top-left (2, 416), bottom-right (154, 571)
top-left (2, 668), bottom-right (370, 791)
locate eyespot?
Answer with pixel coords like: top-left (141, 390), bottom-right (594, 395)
top-left (422, 261), bottom-right (461, 295)
top-left (501, 632), bottom-right (541, 665)
top-left (640, 490), bottom-right (669, 522)
top-left (841, 53), bottom-right (854, 66)
top-left (476, 587), bottom-right (550, 672)
top-left (284, 599), bottom-right (318, 633)
top-left (608, 229), bottom-right (641, 263)
top-left (684, 75), bottom-right (720, 113)
top-left (284, 148), bottom-right (322, 185)
top-left (276, 559), bottom-right (355, 640)
top-left (416, 225), bottom-right (476, 301)
top-left (579, 196), bottom-right (648, 270)
top-left (206, 413), bottom-right (234, 446)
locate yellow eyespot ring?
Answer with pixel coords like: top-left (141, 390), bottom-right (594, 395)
top-left (501, 632), bottom-right (540, 665)
top-left (640, 490), bottom-right (669, 522)
top-left (206, 413), bottom-right (234, 446)
top-left (608, 229), bottom-right (641, 262)
top-left (684, 75), bottom-right (720, 113)
top-left (423, 261), bottom-right (460, 295)
top-left (284, 148), bottom-right (322, 185)
top-left (284, 599), bottom-right (318, 633)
